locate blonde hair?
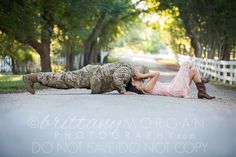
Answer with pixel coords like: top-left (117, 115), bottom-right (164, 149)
top-left (134, 65), bottom-right (149, 74)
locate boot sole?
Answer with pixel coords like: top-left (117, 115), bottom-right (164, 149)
top-left (198, 95), bottom-right (216, 99)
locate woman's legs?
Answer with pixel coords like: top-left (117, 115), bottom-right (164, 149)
top-left (189, 67), bottom-right (201, 83)
top-left (189, 67), bottom-right (215, 99)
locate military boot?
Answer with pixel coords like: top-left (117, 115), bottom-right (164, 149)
top-left (23, 74), bottom-right (38, 94)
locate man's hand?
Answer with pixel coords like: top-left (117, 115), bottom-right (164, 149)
top-left (118, 88), bottom-right (126, 94)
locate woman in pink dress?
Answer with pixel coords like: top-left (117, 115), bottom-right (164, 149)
top-left (129, 61), bottom-right (215, 99)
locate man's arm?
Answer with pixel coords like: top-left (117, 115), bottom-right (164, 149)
top-left (113, 75), bottom-right (128, 94)
top-left (113, 66), bottom-right (133, 94)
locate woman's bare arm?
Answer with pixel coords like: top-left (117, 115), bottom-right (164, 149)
top-left (135, 71), bottom-right (159, 79)
top-left (133, 71), bottom-right (160, 93)
top-left (143, 72), bottom-right (159, 92)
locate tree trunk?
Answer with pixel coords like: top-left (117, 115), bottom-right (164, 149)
top-left (233, 49), bottom-right (236, 60)
top-left (220, 38), bottom-right (230, 61)
top-left (84, 40), bottom-right (96, 65)
top-left (187, 23), bottom-right (202, 57)
top-left (208, 41), bottom-right (215, 59)
top-left (35, 42), bottom-right (52, 72)
top-left (97, 48), bottom-right (101, 63)
top-left (89, 48), bottom-right (95, 64)
top-left (79, 54), bottom-right (83, 68)
top-left (89, 42), bottom-right (100, 64)
top-left (179, 9), bottom-right (202, 57)
top-left (39, 53), bottom-right (51, 72)
top-left (84, 12), bottom-right (106, 66)
top-left (38, 9), bottom-right (54, 71)
top-left (66, 45), bottom-right (74, 71)
top-left (11, 57), bottom-right (17, 74)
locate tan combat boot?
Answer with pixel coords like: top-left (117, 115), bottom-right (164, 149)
top-left (23, 74), bottom-right (38, 94)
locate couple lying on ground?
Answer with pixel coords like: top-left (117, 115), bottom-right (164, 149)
top-left (23, 61), bottom-right (215, 99)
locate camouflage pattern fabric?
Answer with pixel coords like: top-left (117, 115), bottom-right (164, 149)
top-left (37, 62), bottom-right (134, 94)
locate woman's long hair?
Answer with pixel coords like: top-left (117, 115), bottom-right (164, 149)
top-left (125, 79), bottom-right (144, 94)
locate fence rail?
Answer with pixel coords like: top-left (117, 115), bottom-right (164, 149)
top-left (176, 54), bottom-right (236, 85)
top-left (0, 54), bottom-right (85, 73)
top-left (0, 52), bottom-right (108, 73)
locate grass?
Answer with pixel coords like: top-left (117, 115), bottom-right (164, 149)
top-left (0, 73), bottom-right (41, 93)
top-left (210, 80), bottom-right (236, 90)
top-left (107, 55), bottom-right (119, 63)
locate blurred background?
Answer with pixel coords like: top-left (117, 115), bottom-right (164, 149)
top-left (0, 0), bottom-right (236, 92)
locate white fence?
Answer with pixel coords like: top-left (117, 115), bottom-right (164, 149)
top-left (0, 56), bottom-right (11, 72)
top-left (0, 54), bottom-right (84, 73)
top-left (176, 54), bottom-right (236, 85)
top-left (0, 52), bottom-right (108, 73)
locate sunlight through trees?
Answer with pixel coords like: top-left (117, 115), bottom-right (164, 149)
top-left (0, 0), bottom-right (236, 73)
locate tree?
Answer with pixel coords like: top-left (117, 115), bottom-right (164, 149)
top-left (82, 0), bottom-right (142, 65)
top-left (154, 0), bottom-right (236, 60)
top-left (0, 0), bottom-right (65, 71)
top-left (156, 0), bottom-right (202, 57)
top-left (0, 33), bottom-right (33, 73)
top-left (56, 0), bottom-right (97, 70)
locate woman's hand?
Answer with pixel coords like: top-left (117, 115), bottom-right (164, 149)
top-left (134, 70), bottom-right (143, 79)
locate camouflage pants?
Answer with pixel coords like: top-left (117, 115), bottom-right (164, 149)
top-left (37, 65), bottom-right (98, 89)
top-left (36, 62), bottom-right (133, 94)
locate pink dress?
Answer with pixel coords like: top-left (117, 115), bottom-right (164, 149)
top-left (150, 62), bottom-right (192, 98)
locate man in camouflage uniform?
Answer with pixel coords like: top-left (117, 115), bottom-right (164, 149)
top-left (23, 62), bottom-right (148, 94)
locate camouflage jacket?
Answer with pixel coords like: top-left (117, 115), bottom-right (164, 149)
top-left (74, 62), bottom-right (134, 94)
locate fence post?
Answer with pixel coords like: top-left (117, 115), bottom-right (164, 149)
top-left (222, 64), bottom-right (227, 83)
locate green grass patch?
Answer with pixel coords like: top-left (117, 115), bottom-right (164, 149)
top-left (107, 55), bottom-right (119, 63)
top-left (0, 73), bottom-right (41, 93)
top-left (210, 80), bottom-right (236, 90)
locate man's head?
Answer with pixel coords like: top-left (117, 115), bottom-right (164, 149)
top-left (125, 65), bottom-right (149, 94)
top-left (134, 65), bottom-right (149, 74)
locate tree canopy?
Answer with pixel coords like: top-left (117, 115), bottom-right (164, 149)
top-left (154, 0), bottom-right (236, 60)
top-left (0, 0), bottom-right (236, 73)
top-left (0, 0), bottom-right (142, 72)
